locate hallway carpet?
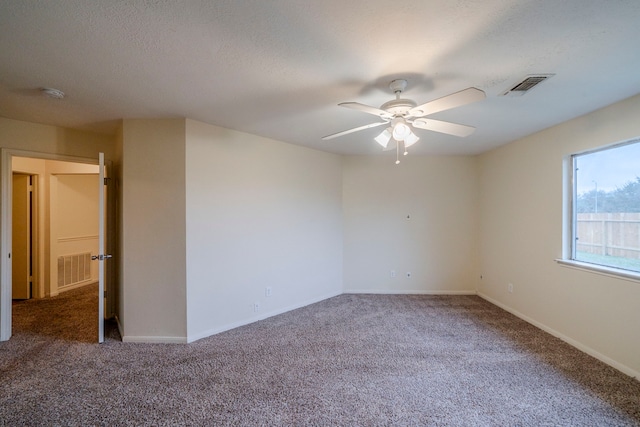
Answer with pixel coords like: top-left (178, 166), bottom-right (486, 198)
top-left (1, 286), bottom-right (639, 426)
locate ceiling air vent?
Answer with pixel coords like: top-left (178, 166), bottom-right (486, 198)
top-left (502, 74), bottom-right (554, 96)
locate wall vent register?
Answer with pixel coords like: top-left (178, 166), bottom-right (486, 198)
top-left (57, 252), bottom-right (92, 288)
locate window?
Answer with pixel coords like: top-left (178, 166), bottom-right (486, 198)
top-left (571, 139), bottom-right (640, 273)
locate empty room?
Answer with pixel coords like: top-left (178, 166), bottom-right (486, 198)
top-left (0, 1), bottom-right (639, 425)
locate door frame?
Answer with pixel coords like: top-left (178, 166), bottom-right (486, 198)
top-left (0, 148), bottom-right (114, 341)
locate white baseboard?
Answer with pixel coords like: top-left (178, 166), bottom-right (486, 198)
top-left (477, 292), bottom-right (639, 380)
top-left (186, 290), bottom-right (343, 343)
top-left (59, 280), bottom-right (96, 293)
top-left (122, 335), bottom-right (188, 344)
top-left (344, 289), bottom-right (477, 295)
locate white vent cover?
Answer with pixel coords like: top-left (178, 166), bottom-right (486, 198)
top-left (502, 74), bottom-right (554, 96)
top-left (57, 252), bottom-right (92, 288)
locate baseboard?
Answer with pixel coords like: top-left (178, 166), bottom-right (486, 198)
top-left (58, 280), bottom-right (97, 293)
top-left (187, 290), bottom-right (343, 343)
top-left (345, 289), bottom-right (477, 295)
top-left (477, 292), bottom-right (639, 380)
top-left (122, 335), bottom-right (188, 344)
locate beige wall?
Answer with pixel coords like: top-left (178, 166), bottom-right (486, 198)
top-left (120, 119), bottom-right (187, 342)
top-left (51, 174), bottom-right (100, 291)
top-left (343, 155), bottom-right (479, 294)
top-left (478, 93), bottom-right (640, 377)
top-left (120, 119), bottom-right (343, 342)
top-left (184, 120), bottom-right (343, 341)
top-left (0, 117), bottom-right (114, 159)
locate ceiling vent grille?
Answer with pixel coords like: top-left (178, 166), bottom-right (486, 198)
top-left (502, 74), bottom-right (554, 96)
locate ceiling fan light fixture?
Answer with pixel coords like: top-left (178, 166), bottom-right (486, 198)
top-left (41, 87), bottom-right (65, 99)
top-left (374, 128), bottom-right (392, 148)
top-left (404, 131), bottom-right (419, 147)
top-left (391, 118), bottom-right (410, 141)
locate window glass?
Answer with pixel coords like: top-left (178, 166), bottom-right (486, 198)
top-left (573, 140), bottom-right (640, 272)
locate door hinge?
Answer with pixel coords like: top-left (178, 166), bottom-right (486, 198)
top-left (104, 177), bottom-right (111, 185)
top-left (91, 254), bottom-right (113, 261)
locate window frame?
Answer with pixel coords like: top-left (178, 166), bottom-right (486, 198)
top-left (557, 138), bottom-right (640, 283)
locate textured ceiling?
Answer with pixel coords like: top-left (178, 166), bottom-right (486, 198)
top-left (1, 0), bottom-right (639, 156)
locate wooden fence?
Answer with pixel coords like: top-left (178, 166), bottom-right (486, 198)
top-left (576, 213), bottom-right (640, 259)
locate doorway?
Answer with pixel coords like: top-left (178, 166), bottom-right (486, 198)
top-left (1, 150), bottom-right (114, 342)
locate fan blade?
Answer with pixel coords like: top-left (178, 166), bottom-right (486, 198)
top-left (322, 121), bottom-right (389, 140)
top-left (411, 118), bottom-right (476, 137)
top-left (339, 102), bottom-right (394, 119)
top-left (407, 87), bottom-right (485, 118)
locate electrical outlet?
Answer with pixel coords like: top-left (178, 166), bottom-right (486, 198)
top-left (254, 302), bottom-right (261, 312)
top-left (508, 283), bottom-right (513, 293)
top-left (390, 270), bottom-right (396, 278)
top-left (265, 287), bottom-right (272, 297)
top-left (406, 272), bottom-right (412, 278)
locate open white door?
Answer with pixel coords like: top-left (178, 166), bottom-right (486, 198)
top-left (94, 152), bottom-right (110, 343)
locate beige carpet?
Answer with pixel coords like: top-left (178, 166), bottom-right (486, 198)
top-left (1, 284), bottom-right (639, 426)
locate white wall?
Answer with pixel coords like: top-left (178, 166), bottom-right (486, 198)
top-left (50, 174), bottom-right (99, 292)
top-left (121, 119), bottom-right (187, 342)
top-left (343, 155), bottom-right (479, 294)
top-left (478, 94), bottom-right (640, 378)
top-left (185, 120), bottom-right (343, 341)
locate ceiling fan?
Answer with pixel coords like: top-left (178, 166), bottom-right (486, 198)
top-left (323, 79), bottom-right (486, 163)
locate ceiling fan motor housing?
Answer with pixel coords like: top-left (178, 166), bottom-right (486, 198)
top-left (382, 79), bottom-right (414, 116)
top-left (381, 98), bottom-right (417, 116)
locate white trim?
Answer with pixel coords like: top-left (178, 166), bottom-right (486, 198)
top-left (98, 152), bottom-right (104, 343)
top-left (555, 258), bottom-right (640, 283)
top-left (58, 280), bottom-right (96, 293)
top-left (5, 149), bottom-right (98, 165)
top-left (344, 289), bottom-right (477, 295)
top-left (186, 290), bottom-right (342, 343)
top-left (0, 149), bottom-right (12, 340)
top-left (122, 335), bottom-right (188, 344)
top-left (478, 291), bottom-right (639, 380)
top-left (58, 235), bottom-right (99, 243)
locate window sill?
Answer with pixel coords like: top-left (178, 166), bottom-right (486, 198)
top-left (555, 259), bottom-right (640, 283)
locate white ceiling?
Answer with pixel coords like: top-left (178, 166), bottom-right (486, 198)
top-left (1, 0), bottom-right (639, 156)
